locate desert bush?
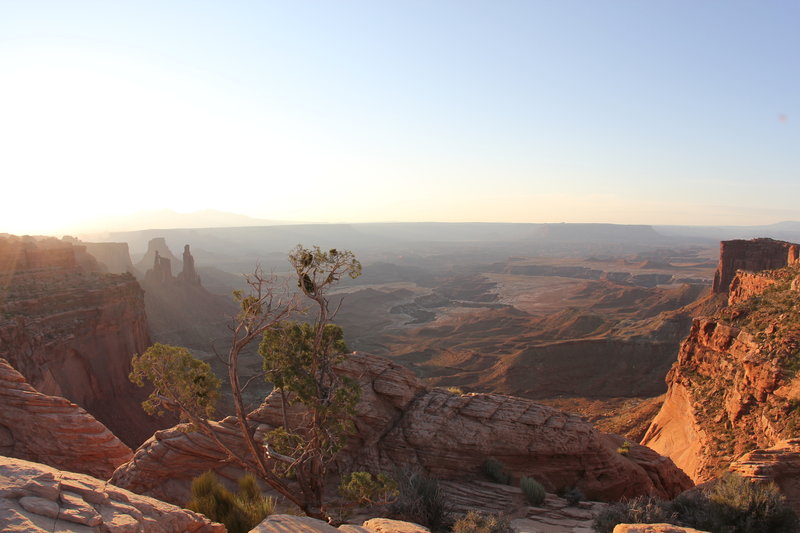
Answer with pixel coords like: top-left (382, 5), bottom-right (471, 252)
top-left (592, 496), bottom-right (675, 533)
top-left (703, 473), bottom-right (798, 533)
top-left (389, 468), bottom-right (451, 531)
top-left (186, 471), bottom-right (275, 533)
top-left (452, 510), bottom-right (514, 533)
top-left (520, 476), bottom-right (545, 506)
top-left (339, 471), bottom-right (398, 506)
top-left (561, 486), bottom-right (584, 506)
top-left (481, 458), bottom-right (510, 485)
top-left (447, 386), bottom-right (464, 394)
top-left (616, 440), bottom-right (632, 455)
top-left (593, 474), bottom-right (799, 533)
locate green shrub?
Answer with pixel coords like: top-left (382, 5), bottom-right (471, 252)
top-left (592, 496), bottom-right (675, 533)
top-left (704, 473), bottom-right (798, 533)
top-left (481, 458), bottom-right (510, 485)
top-left (520, 477), bottom-right (546, 506)
top-left (389, 468), bottom-right (451, 531)
top-left (593, 474), bottom-right (799, 533)
top-left (447, 386), bottom-right (464, 394)
top-left (186, 471), bottom-right (275, 533)
top-left (452, 510), bottom-right (514, 533)
top-left (616, 440), bottom-right (632, 455)
top-left (339, 471), bottom-right (398, 506)
top-left (562, 486), bottom-right (584, 506)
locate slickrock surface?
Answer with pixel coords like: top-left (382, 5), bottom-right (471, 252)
top-left (612, 525), bottom-right (709, 533)
top-left (643, 260), bottom-right (800, 483)
top-left (443, 483), bottom-right (604, 533)
top-left (0, 456), bottom-right (224, 533)
top-left (249, 515), bottom-right (424, 533)
top-left (729, 438), bottom-right (800, 512)
top-left (360, 518), bottom-right (429, 533)
top-left (113, 352), bottom-right (690, 506)
top-left (0, 358), bottom-right (132, 479)
top-left (0, 236), bottom-right (165, 447)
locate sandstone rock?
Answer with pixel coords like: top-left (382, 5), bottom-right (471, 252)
top-left (113, 352), bottom-right (691, 507)
top-left (177, 244), bottom-right (201, 285)
top-left (361, 517), bottom-right (429, 532)
top-left (136, 237), bottom-right (182, 275)
top-left (0, 358), bottom-right (132, 478)
top-left (612, 525), bottom-right (709, 533)
top-left (729, 438), bottom-right (800, 513)
top-left (250, 514), bottom-right (342, 532)
top-left (79, 241), bottom-right (139, 275)
top-left (0, 456), bottom-right (224, 533)
top-left (711, 238), bottom-right (799, 294)
top-left (0, 237), bottom-right (166, 447)
top-left (644, 244), bottom-right (800, 484)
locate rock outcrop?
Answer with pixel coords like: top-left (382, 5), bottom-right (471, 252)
top-left (0, 235), bottom-right (167, 447)
top-left (250, 515), bottom-right (428, 533)
top-left (729, 438), bottom-right (800, 513)
top-left (643, 251), bottom-right (800, 483)
top-left (0, 358), bottom-right (132, 479)
top-left (137, 239), bottom-right (238, 357)
top-left (177, 245), bottom-right (201, 285)
top-left (0, 456), bottom-right (224, 532)
top-left (111, 352), bottom-right (691, 506)
top-left (62, 236), bottom-right (139, 276)
top-left (612, 526), bottom-right (709, 533)
top-left (711, 238), bottom-right (799, 294)
top-left (145, 251), bottom-right (175, 284)
top-left (136, 237), bottom-right (182, 276)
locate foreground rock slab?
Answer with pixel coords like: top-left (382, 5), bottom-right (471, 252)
top-left (0, 358), bottom-right (132, 479)
top-left (612, 525), bottom-right (710, 533)
top-left (0, 456), bottom-right (223, 533)
top-left (249, 515), bottom-right (426, 533)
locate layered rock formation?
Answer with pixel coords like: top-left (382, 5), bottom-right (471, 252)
top-left (0, 456), bottom-right (224, 532)
top-left (643, 244), bottom-right (800, 482)
top-left (0, 235), bottom-right (166, 447)
top-left (136, 237), bottom-right (182, 275)
top-left (711, 238), bottom-right (799, 294)
top-left (111, 352), bottom-right (691, 506)
top-left (729, 439), bottom-right (800, 512)
top-left (138, 238), bottom-right (239, 374)
top-left (177, 244), bottom-right (202, 285)
top-left (0, 358), bottom-right (131, 479)
top-left (62, 236), bottom-right (139, 276)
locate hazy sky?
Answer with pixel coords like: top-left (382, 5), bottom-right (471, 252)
top-left (1, 1), bottom-right (798, 235)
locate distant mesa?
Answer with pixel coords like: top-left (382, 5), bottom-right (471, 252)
top-left (711, 237), bottom-right (800, 294)
top-left (0, 234), bottom-right (100, 273)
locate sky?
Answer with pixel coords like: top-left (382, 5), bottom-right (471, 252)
top-left (1, 1), bottom-right (798, 235)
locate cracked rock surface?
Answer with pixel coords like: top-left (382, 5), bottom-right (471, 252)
top-left (0, 456), bottom-right (224, 533)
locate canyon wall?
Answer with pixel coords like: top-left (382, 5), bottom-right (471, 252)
top-left (711, 238), bottom-right (799, 294)
top-left (0, 235), bottom-right (168, 447)
top-left (643, 244), bottom-right (800, 483)
top-left (0, 358), bottom-right (132, 479)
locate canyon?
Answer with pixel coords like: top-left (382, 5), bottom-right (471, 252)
top-left (2, 228), bottom-right (800, 532)
top-left (0, 235), bottom-right (168, 447)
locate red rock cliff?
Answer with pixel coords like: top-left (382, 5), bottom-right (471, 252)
top-left (0, 235), bottom-right (169, 447)
top-left (711, 238), bottom-right (799, 294)
top-left (643, 257), bottom-right (800, 483)
top-left (0, 358), bottom-right (132, 478)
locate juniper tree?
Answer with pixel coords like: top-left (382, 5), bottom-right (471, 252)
top-left (130, 245), bottom-right (361, 521)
